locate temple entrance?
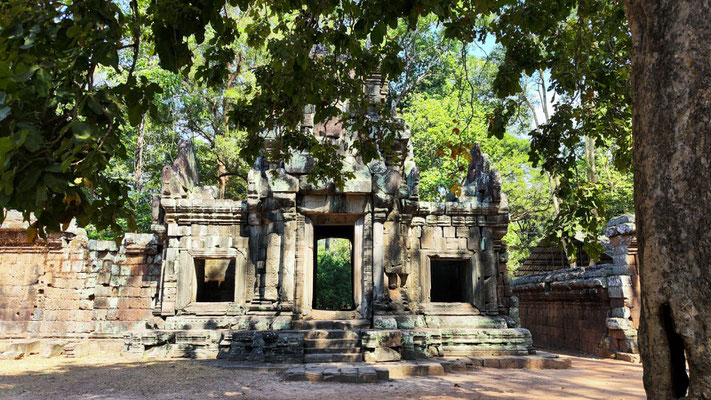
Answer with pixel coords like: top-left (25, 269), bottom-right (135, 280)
top-left (302, 215), bottom-right (365, 318)
top-left (313, 226), bottom-right (355, 311)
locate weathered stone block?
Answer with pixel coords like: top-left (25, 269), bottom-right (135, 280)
top-left (437, 216), bottom-right (451, 226)
top-left (451, 216), bottom-right (466, 226)
top-left (270, 316), bottom-right (292, 330)
top-left (284, 366), bottom-right (307, 381)
top-left (411, 217), bottom-right (425, 226)
top-left (606, 317), bottom-right (631, 330)
top-left (420, 227), bottom-right (441, 249)
top-left (395, 315), bottom-right (416, 329)
top-left (364, 330), bottom-right (403, 348)
top-left (40, 341), bottom-right (65, 358)
top-left (425, 215), bottom-right (439, 225)
top-left (615, 352), bottom-right (641, 363)
top-left (443, 227), bottom-right (456, 238)
top-left (357, 367), bottom-right (379, 382)
top-left (607, 275), bottom-right (632, 287)
top-left (364, 347), bottom-right (401, 362)
top-left (373, 316), bottom-right (397, 329)
top-left (610, 307), bottom-right (631, 319)
top-left (608, 285), bottom-right (632, 299)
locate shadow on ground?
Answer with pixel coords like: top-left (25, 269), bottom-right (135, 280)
top-left (0, 354), bottom-right (645, 400)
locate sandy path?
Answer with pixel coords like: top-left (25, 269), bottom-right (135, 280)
top-left (0, 354), bottom-right (644, 400)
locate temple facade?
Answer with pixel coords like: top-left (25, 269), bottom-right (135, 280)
top-left (125, 82), bottom-right (533, 362)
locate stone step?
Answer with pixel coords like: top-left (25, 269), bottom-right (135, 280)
top-left (292, 319), bottom-right (370, 330)
top-left (285, 364), bottom-right (385, 383)
top-left (304, 353), bottom-right (363, 363)
top-left (423, 315), bottom-right (509, 329)
top-left (304, 338), bottom-right (360, 349)
top-left (303, 330), bottom-right (360, 340)
top-left (424, 302), bottom-right (481, 315)
top-left (304, 346), bottom-right (362, 354)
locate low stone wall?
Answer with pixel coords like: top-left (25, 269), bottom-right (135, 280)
top-left (512, 215), bottom-right (639, 362)
top-left (0, 213), bottom-right (160, 341)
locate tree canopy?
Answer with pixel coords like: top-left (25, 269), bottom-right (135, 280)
top-left (0, 0), bottom-right (633, 257)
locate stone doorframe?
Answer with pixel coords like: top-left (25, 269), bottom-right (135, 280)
top-left (418, 249), bottom-right (485, 311)
top-left (300, 216), bottom-right (365, 320)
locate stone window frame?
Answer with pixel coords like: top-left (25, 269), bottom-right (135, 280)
top-left (176, 248), bottom-right (247, 314)
top-left (418, 249), bottom-right (484, 309)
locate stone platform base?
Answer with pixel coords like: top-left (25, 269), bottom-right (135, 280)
top-left (122, 326), bottom-right (534, 362)
top-left (0, 338), bottom-right (124, 360)
top-left (201, 352), bottom-right (571, 383)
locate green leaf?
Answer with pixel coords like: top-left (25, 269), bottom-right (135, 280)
top-left (0, 137), bottom-right (14, 159)
top-left (66, 25), bottom-right (81, 38)
top-left (12, 64), bottom-right (39, 83)
top-left (35, 185), bottom-right (47, 204)
top-left (72, 122), bottom-right (92, 140)
top-left (34, 69), bottom-right (51, 97)
top-left (371, 23), bottom-right (386, 45)
top-left (23, 127), bottom-right (43, 152)
top-left (86, 96), bottom-right (104, 115)
top-left (0, 106), bottom-right (10, 122)
top-left (17, 168), bottom-right (41, 192)
top-left (127, 103), bottom-right (143, 126)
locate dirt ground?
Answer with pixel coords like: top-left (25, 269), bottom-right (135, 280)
top-left (0, 353), bottom-right (645, 400)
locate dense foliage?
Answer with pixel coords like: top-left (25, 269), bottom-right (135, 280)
top-left (0, 0), bottom-right (634, 264)
top-left (314, 238), bottom-right (354, 311)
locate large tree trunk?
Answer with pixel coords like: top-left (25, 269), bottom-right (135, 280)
top-left (625, 1), bottom-right (711, 398)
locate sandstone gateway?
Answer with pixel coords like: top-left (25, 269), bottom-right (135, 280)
top-left (130, 78), bottom-right (529, 362)
top-left (2, 79), bottom-right (530, 363)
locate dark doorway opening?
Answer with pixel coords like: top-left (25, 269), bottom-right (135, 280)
top-left (313, 225), bottom-right (355, 311)
top-left (430, 259), bottom-right (468, 302)
top-left (194, 259), bottom-right (235, 302)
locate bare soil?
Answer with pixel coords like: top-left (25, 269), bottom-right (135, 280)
top-left (0, 354), bottom-right (644, 400)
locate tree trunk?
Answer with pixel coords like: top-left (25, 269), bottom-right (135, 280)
top-left (217, 158), bottom-right (228, 199)
top-left (625, 1), bottom-right (711, 398)
top-left (133, 116), bottom-right (145, 193)
top-left (584, 135), bottom-right (597, 183)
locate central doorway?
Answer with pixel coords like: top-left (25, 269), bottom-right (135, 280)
top-left (313, 226), bottom-right (355, 311)
top-left (302, 215), bottom-right (364, 318)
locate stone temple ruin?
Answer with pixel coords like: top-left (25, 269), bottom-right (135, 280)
top-left (0, 79), bottom-right (531, 365)
top-left (123, 79), bottom-right (530, 362)
top-left (512, 215), bottom-right (640, 362)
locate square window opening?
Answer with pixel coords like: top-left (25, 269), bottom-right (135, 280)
top-left (194, 258), bottom-right (235, 302)
top-left (430, 259), bottom-right (469, 303)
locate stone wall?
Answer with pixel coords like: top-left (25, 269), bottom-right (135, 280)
top-left (0, 212), bottom-right (160, 340)
top-left (511, 215), bottom-right (639, 362)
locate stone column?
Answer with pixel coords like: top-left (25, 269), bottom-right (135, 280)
top-left (481, 227), bottom-right (498, 315)
top-left (302, 217), bottom-right (314, 314)
top-left (280, 215), bottom-right (297, 306)
top-left (373, 211), bottom-right (386, 301)
top-left (353, 217), bottom-right (364, 312)
top-left (263, 226), bottom-right (281, 302)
